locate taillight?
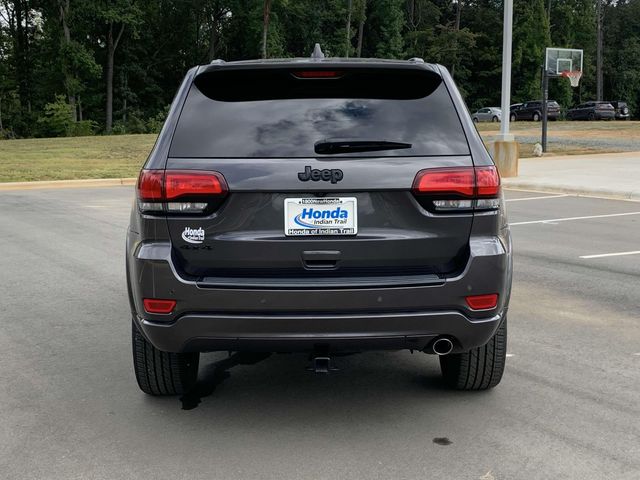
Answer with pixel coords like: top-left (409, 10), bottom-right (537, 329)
top-left (412, 166), bottom-right (501, 212)
top-left (412, 168), bottom-right (475, 197)
top-left (475, 166), bottom-right (501, 197)
top-left (137, 170), bottom-right (163, 201)
top-left (137, 169), bottom-right (228, 214)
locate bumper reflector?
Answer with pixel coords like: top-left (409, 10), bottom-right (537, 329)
top-left (465, 294), bottom-right (498, 310)
top-left (143, 299), bottom-right (176, 314)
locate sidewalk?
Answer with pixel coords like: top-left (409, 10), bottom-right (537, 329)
top-left (502, 151), bottom-right (640, 201)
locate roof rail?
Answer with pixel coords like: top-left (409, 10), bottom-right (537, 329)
top-left (209, 59), bottom-right (226, 65)
top-left (408, 57), bottom-right (425, 63)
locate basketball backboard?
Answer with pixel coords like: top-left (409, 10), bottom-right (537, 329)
top-left (545, 47), bottom-right (583, 76)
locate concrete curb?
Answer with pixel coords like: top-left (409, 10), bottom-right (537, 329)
top-left (530, 151), bottom-right (640, 162)
top-left (0, 177), bottom-right (137, 191)
top-left (503, 179), bottom-right (640, 202)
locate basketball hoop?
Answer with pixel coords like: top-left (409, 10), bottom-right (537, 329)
top-left (561, 70), bottom-right (582, 88)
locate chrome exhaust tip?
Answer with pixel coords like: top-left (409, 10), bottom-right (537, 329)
top-left (431, 337), bottom-right (454, 356)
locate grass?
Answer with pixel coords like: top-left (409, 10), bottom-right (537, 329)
top-left (1, 121), bottom-right (639, 182)
top-left (515, 143), bottom-right (617, 158)
top-left (478, 120), bottom-right (640, 157)
top-left (476, 119), bottom-right (640, 136)
top-left (0, 134), bottom-right (157, 182)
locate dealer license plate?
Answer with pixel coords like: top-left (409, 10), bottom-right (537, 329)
top-left (284, 197), bottom-right (357, 236)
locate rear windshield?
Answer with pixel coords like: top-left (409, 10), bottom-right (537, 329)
top-left (169, 67), bottom-right (470, 158)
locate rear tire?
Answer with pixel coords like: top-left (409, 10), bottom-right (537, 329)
top-left (510, 114), bottom-right (516, 122)
top-left (473, 117), bottom-right (479, 123)
top-left (132, 319), bottom-right (199, 395)
top-left (533, 112), bottom-right (541, 121)
top-left (439, 316), bottom-right (507, 390)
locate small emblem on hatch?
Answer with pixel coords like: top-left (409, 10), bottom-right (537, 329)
top-left (298, 166), bottom-right (344, 184)
top-left (182, 227), bottom-right (205, 244)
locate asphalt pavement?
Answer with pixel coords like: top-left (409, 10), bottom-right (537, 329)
top-left (1, 186), bottom-right (639, 480)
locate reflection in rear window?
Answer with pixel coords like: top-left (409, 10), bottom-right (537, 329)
top-left (169, 67), bottom-right (470, 158)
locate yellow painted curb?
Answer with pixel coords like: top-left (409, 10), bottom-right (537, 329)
top-left (0, 177), bottom-right (137, 191)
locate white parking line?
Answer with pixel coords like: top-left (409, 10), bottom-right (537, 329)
top-left (580, 251), bottom-right (640, 259)
top-left (510, 211), bottom-right (640, 226)
top-left (506, 194), bottom-right (570, 202)
top-left (504, 187), bottom-right (640, 203)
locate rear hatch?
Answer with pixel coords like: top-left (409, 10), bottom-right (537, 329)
top-left (159, 64), bottom-right (483, 283)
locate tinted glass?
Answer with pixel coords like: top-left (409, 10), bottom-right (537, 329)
top-left (169, 67), bottom-right (470, 158)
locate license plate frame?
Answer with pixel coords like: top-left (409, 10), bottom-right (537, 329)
top-left (284, 197), bottom-right (358, 236)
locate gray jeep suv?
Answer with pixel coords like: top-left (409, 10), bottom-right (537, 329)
top-left (126, 57), bottom-right (512, 395)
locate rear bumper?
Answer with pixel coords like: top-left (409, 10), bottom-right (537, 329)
top-left (127, 233), bottom-right (512, 353)
top-left (135, 310), bottom-right (505, 353)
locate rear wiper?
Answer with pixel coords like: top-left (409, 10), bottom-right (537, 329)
top-left (314, 139), bottom-right (412, 155)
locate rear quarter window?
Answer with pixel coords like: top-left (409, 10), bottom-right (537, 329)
top-left (169, 66), bottom-right (470, 158)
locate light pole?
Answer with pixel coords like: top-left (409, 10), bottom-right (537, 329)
top-left (498, 0), bottom-right (514, 142)
top-left (490, 0), bottom-right (518, 177)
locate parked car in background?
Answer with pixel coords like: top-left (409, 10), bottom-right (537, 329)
top-left (510, 100), bottom-right (560, 121)
top-left (471, 107), bottom-right (502, 123)
top-left (608, 101), bottom-right (631, 120)
top-left (566, 102), bottom-right (615, 121)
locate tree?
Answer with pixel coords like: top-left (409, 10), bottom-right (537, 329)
top-left (1, 0), bottom-right (40, 134)
top-left (205, 1), bottom-right (231, 61)
top-left (366, 0), bottom-right (404, 58)
top-left (95, 0), bottom-right (140, 133)
top-left (1, 0), bottom-right (639, 138)
top-left (355, 0), bottom-right (366, 57)
top-left (404, 0), bottom-right (441, 60)
top-left (603, 0), bottom-right (640, 114)
top-left (345, 0), bottom-right (352, 57)
top-left (55, 0), bottom-right (101, 122)
top-left (549, 0), bottom-right (596, 106)
top-left (459, 1), bottom-right (502, 108)
top-left (262, 0), bottom-right (272, 58)
top-left (512, 0), bottom-right (551, 101)
top-left (451, 0), bottom-right (462, 77)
